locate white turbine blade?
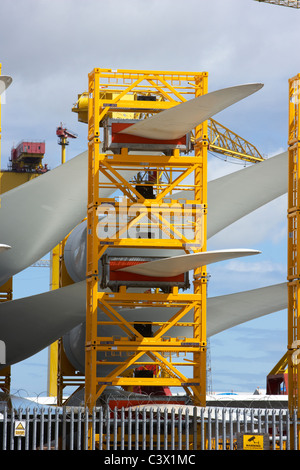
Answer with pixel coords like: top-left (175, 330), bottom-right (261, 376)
top-left (0, 151), bottom-right (87, 285)
top-left (100, 283), bottom-right (287, 338)
top-left (207, 282), bottom-right (287, 336)
top-left (65, 282), bottom-right (287, 374)
top-left (171, 151), bottom-right (288, 238)
top-left (0, 151), bottom-right (136, 285)
top-left (0, 76), bottom-right (12, 95)
top-left (207, 151), bottom-right (288, 238)
top-left (0, 244), bottom-right (10, 253)
top-left (63, 152), bottom-right (288, 283)
top-left (119, 83), bottom-right (263, 140)
top-left (0, 281), bottom-right (286, 369)
top-left (0, 281), bottom-right (86, 368)
top-left (118, 249), bottom-right (261, 277)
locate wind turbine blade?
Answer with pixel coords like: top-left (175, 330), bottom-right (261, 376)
top-left (119, 83), bottom-right (263, 140)
top-left (0, 281), bottom-right (286, 370)
top-left (100, 283), bottom-right (287, 338)
top-left (62, 152), bottom-right (288, 283)
top-left (0, 151), bottom-right (136, 285)
top-left (207, 151), bottom-right (288, 238)
top-left (207, 282), bottom-right (287, 336)
top-left (0, 150), bottom-right (287, 286)
top-left (0, 76), bottom-right (12, 95)
top-left (118, 249), bottom-right (261, 277)
top-left (0, 244), bottom-right (11, 253)
top-left (0, 151), bottom-right (87, 285)
top-left (64, 282), bottom-right (287, 373)
top-left (0, 281), bottom-right (86, 368)
top-left (171, 151), bottom-right (288, 238)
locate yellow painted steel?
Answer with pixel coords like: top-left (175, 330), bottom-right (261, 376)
top-left (85, 69), bottom-right (208, 433)
top-left (47, 141), bottom-right (82, 399)
top-left (47, 245), bottom-right (60, 397)
top-left (0, 63), bottom-right (2, 174)
top-left (0, 171), bottom-right (39, 194)
top-left (60, 136), bottom-right (67, 165)
top-left (48, 235), bottom-right (85, 403)
top-left (268, 351), bottom-right (288, 376)
top-left (47, 140), bottom-right (65, 398)
top-left (288, 74), bottom-right (300, 447)
top-left (207, 119), bottom-right (264, 163)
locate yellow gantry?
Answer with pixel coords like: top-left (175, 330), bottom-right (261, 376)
top-left (287, 73), bottom-right (300, 447)
top-left (85, 69), bottom-right (208, 421)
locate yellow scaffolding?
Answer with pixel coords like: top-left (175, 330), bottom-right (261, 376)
top-left (85, 68), bottom-right (208, 420)
top-left (288, 73), bottom-right (300, 446)
top-left (73, 97), bottom-right (264, 165)
top-left (0, 63), bottom-right (2, 172)
top-left (48, 233), bottom-right (85, 404)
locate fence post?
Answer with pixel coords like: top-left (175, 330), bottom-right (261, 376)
top-left (3, 405), bottom-right (7, 450)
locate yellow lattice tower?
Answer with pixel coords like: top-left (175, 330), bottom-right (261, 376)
top-left (85, 69), bottom-right (208, 430)
top-left (288, 74), bottom-right (300, 447)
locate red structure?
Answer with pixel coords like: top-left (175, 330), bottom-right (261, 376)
top-left (266, 373), bottom-right (288, 395)
top-left (56, 123), bottom-right (77, 142)
top-left (10, 141), bottom-right (48, 172)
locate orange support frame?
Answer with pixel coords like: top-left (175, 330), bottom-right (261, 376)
top-left (85, 69), bottom-right (208, 424)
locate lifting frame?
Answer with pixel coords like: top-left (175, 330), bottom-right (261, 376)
top-left (85, 69), bottom-right (208, 418)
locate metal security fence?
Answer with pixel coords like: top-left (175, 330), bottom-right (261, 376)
top-left (0, 405), bottom-right (298, 450)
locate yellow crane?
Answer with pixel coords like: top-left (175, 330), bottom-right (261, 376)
top-left (254, 0), bottom-right (300, 8)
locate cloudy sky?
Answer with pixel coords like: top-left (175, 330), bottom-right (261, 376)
top-left (0, 0), bottom-right (297, 397)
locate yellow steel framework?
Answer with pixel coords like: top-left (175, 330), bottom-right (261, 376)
top-left (268, 352), bottom-right (288, 376)
top-left (73, 95), bottom-right (264, 165)
top-left (85, 68), bottom-right (208, 420)
top-left (266, 351), bottom-right (288, 395)
top-left (207, 119), bottom-right (263, 163)
top-left (288, 73), bottom-right (300, 446)
top-left (48, 232), bottom-right (85, 404)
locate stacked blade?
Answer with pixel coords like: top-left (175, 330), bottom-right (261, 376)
top-left (0, 80), bottom-right (288, 374)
